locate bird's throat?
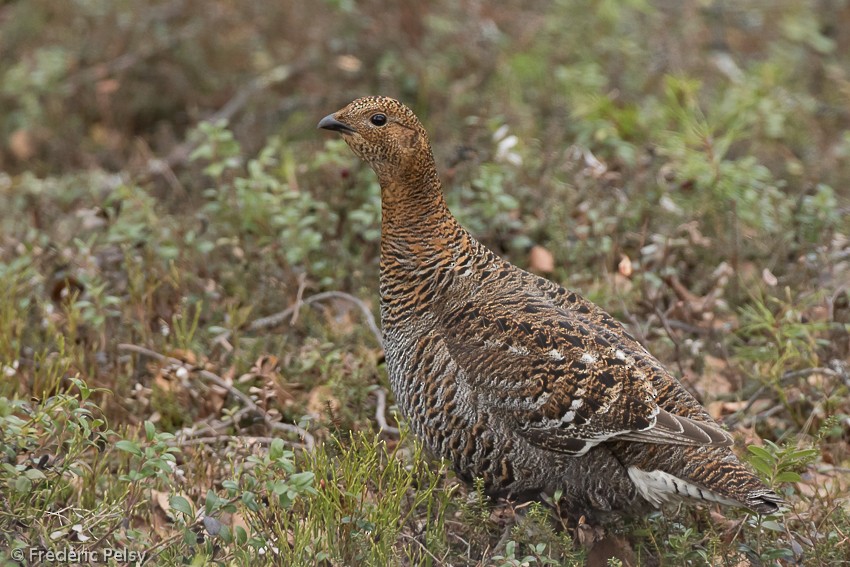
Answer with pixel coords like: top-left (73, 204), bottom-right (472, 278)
top-left (378, 172), bottom-right (463, 276)
top-left (378, 172), bottom-right (453, 238)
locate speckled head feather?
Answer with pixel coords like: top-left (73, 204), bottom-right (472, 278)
top-left (318, 96), bottom-right (430, 177)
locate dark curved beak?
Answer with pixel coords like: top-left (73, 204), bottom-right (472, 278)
top-left (317, 114), bottom-right (356, 134)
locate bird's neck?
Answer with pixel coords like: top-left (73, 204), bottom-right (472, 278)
top-left (378, 155), bottom-right (456, 236)
top-left (377, 157), bottom-right (466, 269)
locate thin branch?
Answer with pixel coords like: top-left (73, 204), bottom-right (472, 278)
top-left (117, 343), bottom-right (314, 450)
top-left (168, 435), bottom-right (277, 448)
top-left (215, 290), bottom-right (383, 348)
top-left (725, 367), bottom-right (843, 427)
top-left (779, 367), bottom-right (842, 382)
top-left (374, 388), bottom-right (400, 436)
top-left (652, 303), bottom-right (685, 377)
top-left (289, 272), bottom-right (308, 326)
top-left (139, 64), bottom-right (309, 180)
top-left (399, 532), bottom-right (445, 564)
top-left (172, 407), bottom-right (253, 442)
top-left (664, 318), bottom-right (711, 336)
top-left (734, 404), bottom-right (785, 428)
top-left (724, 384), bottom-right (768, 428)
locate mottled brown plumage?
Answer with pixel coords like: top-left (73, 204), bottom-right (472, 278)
top-left (318, 96), bottom-right (782, 517)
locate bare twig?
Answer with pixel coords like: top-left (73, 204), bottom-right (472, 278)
top-left (215, 290), bottom-right (383, 348)
top-left (725, 384), bottom-right (769, 428)
top-left (615, 289), bottom-right (650, 347)
top-left (725, 367), bottom-right (843, 428)
top-left (399, 533), bottom-right (445, 564)
top-left (138, 64), bottom-right (309, 180)
top-left (269, 422), bottom-right (315, 448)
top-left (652, 303), bottom-right (685, 377)
top-left (664, 318), bottom-right (711, 336)
top-left (374, 388), bottom-right (400, 436)
top-left (117, 343), bottom-right (315, 450)
top-left (289, 272), bottom-right (308, 326)
top-left (779, 367), bottom-right (842, 382)
top-left (175, 406), bottom-right (252, 439)
top-left (168, 435), bottom-right (277, 448)
top-left (734, 404), bottom-right (785, 428)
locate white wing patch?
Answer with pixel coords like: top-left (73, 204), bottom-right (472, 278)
top-left (559, 398), bottom-right (585, 424)
top-left (580, 352), bottom-right (597, 364)
top-left (627, 467), bottom-right (740, 508)
top-left (548, 349), bottom-right (565, 361)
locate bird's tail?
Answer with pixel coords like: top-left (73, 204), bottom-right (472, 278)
top-left (625, 446), bottom-right (783, 514)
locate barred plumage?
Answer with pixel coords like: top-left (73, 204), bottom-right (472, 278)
top-left (318, 96), bottom-right (782, 517)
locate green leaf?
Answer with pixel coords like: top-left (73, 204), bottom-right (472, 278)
top-left (218, 525), bottom-right (232, 544)
top-left (183, 528), bottom-right (198, 546)
top-left (14, 475), bottom-right (32, 494)
top-left (235, 525), bottom-right (248, 545)
top-left (24, 468), bottom-right (46, 481)
top-left (269, 438), bottom-right (285, 460)
top-left (749, 456), bottom-right (773, 478)
top-left (242, 491), bottom-right (258, 512)
top-left (205, 489), bottom-right (220, 515)
top-left (144, 421), bottom-right (156, 441)
top-left (774, 471), bottom-right (802, 483)
top-left (115, 440), bottom-right (143, 457)
top-left (170, 495), bottom-right (194, 517)
top-left (289, 471), bottom-right (315, 489)
top-left (270, 480), bottom-right (288, 496)
top-left (747, 445), bottom-right (773, 461)
top-left (761, 520), bottom-right (784, 532)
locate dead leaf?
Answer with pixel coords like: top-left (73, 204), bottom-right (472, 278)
top-left (528, 245), bottom-right (554, 273)
top-left (796, 466), bottom-right (850, 500)
top-left (167, 349), bottom-right (197, 365)
top-left (252, 355), bottom-right (279, 377)
top-left (335, 54), bottom-right (362, 73)
top-left (322, 297), bottom-right (358, 336)
top-left (230, 511), bottom-right (250, 535)
top-left (738, 262), bottom-right (760, 287)
top-left (152, 489), bottom-right (171, 516)
top-left (574, 515), bottom-right (599, 546)
top-left (618, 254), bottom-right (633, 277)
top-left (154, 371), bottom-right (173, 392)
top-left (9, 128), bottom-right (35, 160)
top-left (762, 267), bottom-right (778, 287)
top-left (707, 400), bottom-right (746, 419)
top-left (709, 510), bottom-right (745, 544)
top-left (96, 78), bottom-right (120, 95)
top-left (681, 221), bottom-right (712, 247)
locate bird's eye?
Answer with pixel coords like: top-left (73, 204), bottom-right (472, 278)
top-left (370, 113), bottom-right (387, 126)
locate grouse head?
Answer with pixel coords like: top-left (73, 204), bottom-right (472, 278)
top-left (318, 96), bottom-right (431, 178)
